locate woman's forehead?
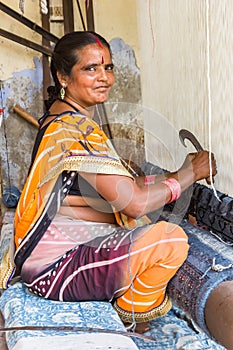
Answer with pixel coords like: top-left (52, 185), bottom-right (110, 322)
top-left (76, 44), bottom-right (111, 62)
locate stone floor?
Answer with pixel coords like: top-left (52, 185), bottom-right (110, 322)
top-left (0, 311), bottom-right (7, 350)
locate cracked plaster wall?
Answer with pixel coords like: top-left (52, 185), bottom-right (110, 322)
top-left (0, 58), bottom-right (43, 193)
top-left (103, 38), bottom-right (144, 175)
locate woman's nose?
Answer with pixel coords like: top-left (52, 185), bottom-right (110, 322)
top-left (98, 67), bottom-right (108, 81)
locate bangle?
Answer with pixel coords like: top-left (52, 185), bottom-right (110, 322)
top-left (144, 174), bottom-right (156, 185)
top-left (161, 178), bottom-right (181, 203)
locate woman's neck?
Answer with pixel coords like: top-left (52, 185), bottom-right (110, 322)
top-left (64, 95), bottom-right (94, 118)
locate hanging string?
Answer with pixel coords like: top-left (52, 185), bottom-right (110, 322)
top-left (200, 257), bottom-right (233, 279)
top-left (209, 229), bottom-right (233, 246)
top-left (95, 104), bottom-right (139, 177)
top-left (127, 229), bottom-right (137, 332)
top-left (148, 0), bottom-right (155, 58)
top-left (205, 0), bottom-right (221, 201)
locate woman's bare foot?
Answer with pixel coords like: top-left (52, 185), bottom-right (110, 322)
top-left (124, 321), bottom-right (150, 334)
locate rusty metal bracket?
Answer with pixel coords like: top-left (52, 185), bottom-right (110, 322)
top-left (0, 28), bottom-right (52, 56)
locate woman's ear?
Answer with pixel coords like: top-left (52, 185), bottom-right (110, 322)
top-left (57, 72), bottom-right (67, 87)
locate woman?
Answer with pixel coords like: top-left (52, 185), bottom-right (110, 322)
top-left (14, 31), bottom-right (217, 333)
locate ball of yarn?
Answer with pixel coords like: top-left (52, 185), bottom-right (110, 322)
top-left (2, 186), bottom-right (21, 208)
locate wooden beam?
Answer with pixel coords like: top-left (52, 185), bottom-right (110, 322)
top-left (62, 0), bottom-right (74, 34)
top-left (85, 0), bottom-right (94, 31)
top-left (41, 0), bottom-right (52, 110)
top-left (13, 104), bottom-right (39, 128)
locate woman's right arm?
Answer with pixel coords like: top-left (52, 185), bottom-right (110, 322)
top-left (79, 150), bottom-right (217, 219)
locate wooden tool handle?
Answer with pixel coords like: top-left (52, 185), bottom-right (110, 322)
top-left (206, 176), bottom-right (214, 185)
top-left (13, 104), bottom-right (39, 128)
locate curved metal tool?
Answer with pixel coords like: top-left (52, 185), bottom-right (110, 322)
top-left (179, 129), bottom-right (203, 152)
top-left (179, 128), bottom-right (212, 184)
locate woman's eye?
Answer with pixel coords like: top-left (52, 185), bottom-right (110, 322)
top-left (87, 66), bottom-right (96, 71)
top-left (82, 66), bottom-right (96, 72)
top-left (106, 64), bottom-right (114, 71)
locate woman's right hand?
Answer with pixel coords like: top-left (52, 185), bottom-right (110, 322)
top-left (180, 150), bottom-right (217, 182)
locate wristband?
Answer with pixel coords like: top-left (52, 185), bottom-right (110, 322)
top-left (144, 174), bottom-right (156, 185)
top-left (161, 178), bottom-right (181, 203)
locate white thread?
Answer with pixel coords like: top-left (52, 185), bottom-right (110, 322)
top-left (200, 257), bottom-right (233, 279)
top-left (199, 265), bottom-right (211, 280)
top-left (127, 229), bottom-right (136, 332)
top-left (209, 229), bottom-right (233, 246)
top-left (211, 257), bottom-right (233, 272)
top-left (95, 104), bottom-right (139, 177)
top-left (95, 104), bottom-right (103, 130)
top-left (205, 0), bottom-right (221, 201)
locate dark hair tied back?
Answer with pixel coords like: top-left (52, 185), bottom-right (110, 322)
top-left (45, 31), bottom-right (111, 110)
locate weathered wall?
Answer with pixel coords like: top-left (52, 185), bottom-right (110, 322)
top-left (0, 0), bottom-right (44, 199)
top-left (105, 38), bottom-right (144, 174)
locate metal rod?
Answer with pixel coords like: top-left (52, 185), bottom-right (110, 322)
top-left (76, 0), bottom-right (86, 31)
top-left (0, 325), bottom-right (157, 342)
top-left (0, 28), bottom-right (52, 56)
top-left (0, 2), bottom-right (58, 43)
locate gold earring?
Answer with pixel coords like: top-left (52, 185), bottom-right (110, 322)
top-left (60, 82), bottom-right (66, 100)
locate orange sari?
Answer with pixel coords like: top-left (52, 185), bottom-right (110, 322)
top-left (2, 112), bottom-right (188, 324)
top-left (14, 112), bottom-right (148, 270)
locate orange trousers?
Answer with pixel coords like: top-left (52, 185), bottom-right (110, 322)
top-left (115, 221), bottom-right (189, 313)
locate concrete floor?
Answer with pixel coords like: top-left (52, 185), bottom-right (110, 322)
top-left (0, 311), bottom-right (7, 350)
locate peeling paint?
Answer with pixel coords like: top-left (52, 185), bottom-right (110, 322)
top-left (0, 57), bottom-right (43, 196)
top-left (106, 38), bottom-right (145, 173)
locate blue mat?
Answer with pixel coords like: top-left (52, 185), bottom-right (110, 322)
top-left (134, 306), bottom-right (225, 349)
top-left (0, 282), bottom-right (138, 350)
top-left (0, 282), bottom-right (225, 350)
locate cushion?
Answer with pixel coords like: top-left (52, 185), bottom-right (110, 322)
top-left (0, 212), bottom-right (16, 290)
top-left (0, 282), bottom-right (139, 350)
top-left (0, 282), bottom-right (225, 350)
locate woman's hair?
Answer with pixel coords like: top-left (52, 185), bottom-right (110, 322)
top-left (45, 31), bottom-right (111, 110)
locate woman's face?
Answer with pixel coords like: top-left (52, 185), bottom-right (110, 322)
top-left (65, 44), bottom-right (115, 108)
